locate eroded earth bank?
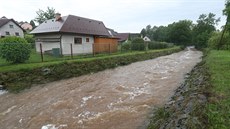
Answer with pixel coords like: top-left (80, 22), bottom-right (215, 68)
top-left (0, 48), bottom-right (202, 129)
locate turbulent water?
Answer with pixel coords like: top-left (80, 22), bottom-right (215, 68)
top-left (0, 48), bottom-right (202, 129)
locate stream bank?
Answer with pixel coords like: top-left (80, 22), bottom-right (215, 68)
top-left (148, 59), bottom-right (210, 129)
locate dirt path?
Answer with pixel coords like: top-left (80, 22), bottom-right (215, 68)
top-left (0, 48), bottom-right (202, 129)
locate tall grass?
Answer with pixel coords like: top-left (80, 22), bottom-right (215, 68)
top-left (205, 50), bottom-right (230, 129)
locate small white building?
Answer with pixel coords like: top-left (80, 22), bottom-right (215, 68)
top-left (31, 14), bottom-right (113, 55)
top-left (0, 18), bottom-right (24, 38)
top-left (143, 36), bottom-right (151, 42)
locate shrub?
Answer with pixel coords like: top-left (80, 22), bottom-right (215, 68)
top-left (0, 36), bottom-right (31, 63)
top-left (208, 32), bottom-right (230, 50)
top-left (121, 41), bottom-right (131, 51)
top-left (131, 38), bottom-right (145, 51)
top-left (25, 34), bottom-right (35, 48)
top-left (148, 41), bottom-right (171, 50)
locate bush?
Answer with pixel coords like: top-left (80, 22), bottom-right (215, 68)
top-left (25, 34), bottom-right (35, 48)
top-left (131, 38), bottom-right (145, 51)
top-left (121, 41), bottom-right (131, 51)
top-left (0, 36), bottom-right (31, 63)
top-left (208, 32), bottom-right (230, 50)
top-left (148, 41), bottom-right (172, 50)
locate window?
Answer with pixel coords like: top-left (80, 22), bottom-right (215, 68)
top-left (5, 31), bottom-right (10, 35)
top-left (74, 37), bottom-right (82, 44)
top-left (9, 25), bottom-right (14, 28)
top-left (15, 32), bottom-right (19, 36)
top-left (86, 38), bottom-right (90, 42)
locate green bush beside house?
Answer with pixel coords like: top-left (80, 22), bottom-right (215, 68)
top-left (0, 36), bottom-right (31, 63)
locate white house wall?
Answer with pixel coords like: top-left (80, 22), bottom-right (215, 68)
top-left (0, 21), bottom-right (24, 38)
top-left (61, 34), bottom-right (94, 55)
top-left (35, 34), bottom-right (61, 53)
top-left (35, 34), bottom-right (94, 55)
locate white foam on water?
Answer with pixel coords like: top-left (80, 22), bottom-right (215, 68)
top-left (41, 124), bottom-right (67, 129)
top-left (0, 90), bottom-right (8, 96)
top-left (1, 105), bottom-right (17, 115)
top-left (80, 96), bottom-right (93, 107)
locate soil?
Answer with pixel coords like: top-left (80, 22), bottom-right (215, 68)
top-left (0, 48), bottom-right (202, 129)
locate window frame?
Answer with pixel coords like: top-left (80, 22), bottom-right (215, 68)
top-left (9, 24), bottom-right (14, 28)
top-left (5, 31), bottom-right (10, 35)
top-left (86, 37), bottom-right (90, 42)
top-left (15, 32), bottom-right (19, 36)
top-left (74, 37), bottom-right (82, 44)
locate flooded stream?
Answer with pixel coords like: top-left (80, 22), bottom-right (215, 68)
top-left (0, 48), bottom-right (202, 129)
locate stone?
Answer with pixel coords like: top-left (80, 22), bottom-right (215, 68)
top-left (198, 94), bottom-right (207, 103)
top-left (42, 68), bottom-right (51, 75)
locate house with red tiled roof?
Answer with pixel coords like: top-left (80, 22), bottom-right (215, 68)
top-left (20, 22), bottom-right (33, 31)
top-left (31, 13), bottom-right (118, 55)
top-left (0, 17), bottom-right (24, 38)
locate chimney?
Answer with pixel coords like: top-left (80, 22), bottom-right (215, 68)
top-left (55, 13), bottom-right (61, 21)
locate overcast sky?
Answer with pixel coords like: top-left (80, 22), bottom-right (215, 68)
top-left (0, 0), bottom-right (226, 33)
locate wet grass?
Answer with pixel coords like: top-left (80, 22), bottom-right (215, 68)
top-left (205, 50), bottom-right (230, 129)
top-left (148, 108), bottom-right (172, 129)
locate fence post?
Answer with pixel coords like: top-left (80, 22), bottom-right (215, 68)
top-left (92, 43), bottom-right (95, 56)
top-left (40, 43), bottom-right (44, 62)
top-left (109, 43), bottom-right (111, 54)
top-left (70, 43), bottom-right (73, 59)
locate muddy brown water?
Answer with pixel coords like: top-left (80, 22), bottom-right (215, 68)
top-left (0, 49), bottom-right (202, 129)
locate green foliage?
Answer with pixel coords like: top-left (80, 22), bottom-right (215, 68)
top-left (25, 34), bottom-right (35, 48)
top-left (148, 41), bottom-right (172, 50)
top-left (30, 20), bottom-right (36, 28)
top-left (193, 13), bottom-right (220, 49)
top-left (148, 108), bottom-right (171, 129)
top-left (0, 36), bottom-right (31, 63)
top-left (140, 28), bottom-right (146, 37)
top-left (34, 7), bottom-right (56, 24)
top-left (131, 38), bottom-right (145, 51)
top-left (208, 32), bottom-right (230, 50)
top-left (223, 0), bottom-right (230, 31)
top-left (121, 41), bottom-right (131, 51)
top-left (168, 20), bottom-right (193, 46)
top-left (151, 26), bottom-right (169, 42)
top-left (141, 20), bottom-right (193, 45)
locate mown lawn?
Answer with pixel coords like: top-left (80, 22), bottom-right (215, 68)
top-left (205, 50), bottom-right (230, 129)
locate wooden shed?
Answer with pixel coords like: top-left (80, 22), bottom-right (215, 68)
top-left (94, 37), bottom-right (118, 53)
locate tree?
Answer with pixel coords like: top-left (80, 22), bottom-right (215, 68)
top-left (218, 0), bottom-right (230, 49)
top-left (153, 26), bottom-right (169, 42)
top-left (193, 13), bottom-right (220, 49)
top-left (0, 37), bottom-right (31, 63)
top-left (131, 38), bottom-right (145, 51)
top-left (34, 7), bottom-right (56, 24)
top-left (30, 20), bottom-right (36, 29)
top-left (140, 28), bottom-right (146, 37)
top-left (168, 20), bottom-right (193, 46)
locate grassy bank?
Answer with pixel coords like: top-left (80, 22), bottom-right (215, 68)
top-left (0, 47), bottom-right (181, 92)
top-left (205, 50), bottom-right (230, 129)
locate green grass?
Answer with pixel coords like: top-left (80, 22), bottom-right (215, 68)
top-left (205, 50), bottom-right (230, 129)
top-left (0, 47), bottom-right (180, 72)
